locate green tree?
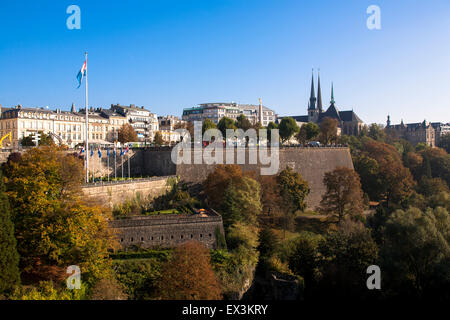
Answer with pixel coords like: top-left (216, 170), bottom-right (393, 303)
top-left (0, 171), bottom-right (21, 295)
top-left (202, 118), bottom-right (217, 135)
top-left (266, 122), bottom-right (279, 144)
top-left (278, 117), bottom-right (299, 143)
top-left (381, 207), bottom-right (450, 298)
top-left (318, 220), bottom-right (379, 299)
top-left (368, 123), bottom-right (386, 141)
top-left (319, 167), bottom-right (365, 222)
top-left (277, 167), bottom-right (309, 237)
top-left (217, 117), bottom-right (237, 138)
top-left (296, 122), bottom-right (320, 143)
top-left (235, 114), bottom-right (252, 131)
top-left (288, 237), bottom-right (318, 295)
top-left (19, 135), bottom-right (35, 147)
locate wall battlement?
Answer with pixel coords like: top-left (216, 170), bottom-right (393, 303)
top-left (110, 210), bottom-right (224, 249)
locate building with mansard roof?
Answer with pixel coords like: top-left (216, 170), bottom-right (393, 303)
top-left (279, 72), bottom-right (364, 136)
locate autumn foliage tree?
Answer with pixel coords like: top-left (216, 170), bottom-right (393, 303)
top-left (319, 167), bottom-right (365, 222)
top-left (319, 117), bottom-right (339, 145)
top-left (360, 140), bottom-right (415, 207)
top-left (153, 131), bottom-right (164, 146)
top-left (157, 241), bottom-right (222, 300)
top-left (4, 146), bottom-right (115, 283)
top-left (118, 123), bottom-right (138, 143)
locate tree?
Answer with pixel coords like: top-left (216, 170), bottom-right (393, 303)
top-left (153, 131), bottom-right (164, 146)
top-left (38, 131), bottom-right (55, 146)
top-left (4, 146), bottom-right (114, 282)
top-left (90, 277), bottom-right (128, 300)
top-left (319, 167), bottom-right (365, 222)
top-left (288, 237), bottom-right (318, 296)
top-left (220, 177), bottom-right (262, 228)
top-left (368, 123), bottom-right (386, 142)
top-left (118, 123), bottom-right (138, 143)
top-left (235, 115), bottom-right (252, 131)
top-left (361, 140), bottom-right (415, 207)
top-left (277, 167), bottom-right (310, 214)
top-left (319, 117), bottom-right (339, 145)
top-left (203, 165), bottom-right (245, 210)
top-left (19, 135), bottom-right (35, 147)
top-left (318, 220), bottom-right (379, 299)
top-left (277, 167), bottom-right (310, 237)
top-left (217, 117), bottom-right (237, 138)
top-left (296, 122), bottom-right (320, 144)
top-left (257, 175), bottom-right (283, 216)
top-left (0, 171), bottom-right (21, 295)
top-left (381, 207), bottom-right (450, 299)
top-left (157, 241), bottom-right (222, 300)
top-left (202, 118), bottom-right (217, 135)
top-left (278, 117), bottom-right (299, 143)
top-left (266, 122), bottom-right (279, 144)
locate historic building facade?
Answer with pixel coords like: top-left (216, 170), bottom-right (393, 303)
top-left (386, 116), bottom-right (436, 147)
top-left (111, 104), bottom-right (159, 142)
top-left (182, 101), bottom-right (277, 127)
top-left (281, 72), bottom-right (364, 136)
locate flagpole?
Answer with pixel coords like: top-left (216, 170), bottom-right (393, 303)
top-left (85, 52), bottom-right (89, 183)
top-left (107, 148), bottom-right (110, 182)
top-left (114, 147), bottom-right (117, 180)
top-left (128, 151), bottom-right (130, 179)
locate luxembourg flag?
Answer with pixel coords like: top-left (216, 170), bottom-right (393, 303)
top-left (79, 145), bottom-right (85, 156)
top-left (124, 145), bottom-right (129, 154)
top-left (76, 58), bottom-right (87, 88)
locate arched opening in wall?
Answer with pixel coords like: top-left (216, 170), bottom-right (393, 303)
top-left (171, 235), bottom-right (174, 239)
top-left (209, 234), bottom-right (212, 238)
top-left (151, 236), bottom-right (154, 240)
top-left (191, 234), bottom-right (193, 238)
top-left (200, 234), bottom-right (203, 238)
top-left (130, 237), bottom-right (134, 242)
top-left (141, 237), bottom-right (144, 242)
top-left (181, 235), bottom-right (183, 239)
top-left (161, 236), bottom-right (164, 241)
top-left (120, 238), bottom-right (124, 242)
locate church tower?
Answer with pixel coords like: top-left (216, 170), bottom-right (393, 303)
top-left (308, 70), bottom-right (319, 123)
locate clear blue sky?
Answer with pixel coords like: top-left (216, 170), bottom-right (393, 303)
top-left (1, 0), bottom-right (449, 124)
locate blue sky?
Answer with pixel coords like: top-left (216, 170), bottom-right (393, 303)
top-left (1, 0), bottom-right (449, 124)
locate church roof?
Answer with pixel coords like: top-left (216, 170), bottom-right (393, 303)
top-left (319, 103), bottom-right (341, 122)
top-left (339, 110), bottom-right (363, 123)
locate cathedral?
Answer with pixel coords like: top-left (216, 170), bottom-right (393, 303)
top-left (288, 72), bottom-right (364, 136)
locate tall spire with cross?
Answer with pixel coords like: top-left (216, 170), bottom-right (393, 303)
top-left (330, 82), bottom-right (335, 105)
top-left (317, 69), bottom-right (323, 112)
top-left (308, 69), bottom-right (316, 110)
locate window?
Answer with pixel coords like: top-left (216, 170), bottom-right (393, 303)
top-left (130, 237), bottom-right (134, 242)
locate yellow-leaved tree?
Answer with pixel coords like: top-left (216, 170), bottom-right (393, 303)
top-left (3, 145), bottom-right (116, 285)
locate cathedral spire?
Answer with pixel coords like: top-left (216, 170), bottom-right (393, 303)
top-left (317, 70), bottom-right (323, 112)
top-left (330, 82), bottom-right (335, 105)
top-left (308, 69), bottom-right (316, 110)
